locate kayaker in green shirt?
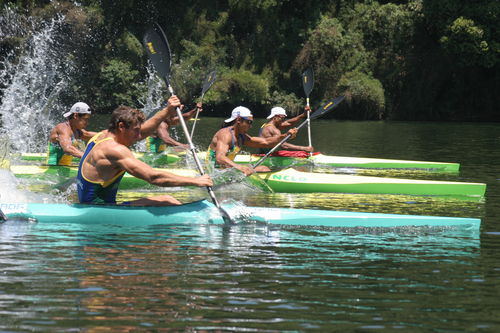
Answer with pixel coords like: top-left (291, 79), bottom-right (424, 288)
top-left (259, 106), bottom-right (313, 157)
top-left (206, 106), bottom-right (298, 176)
top-left (47, 102), bottom-right (98, 166)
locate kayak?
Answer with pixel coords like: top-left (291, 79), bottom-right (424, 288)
top-left (16, 152), bottom-right (181, 165)
top-left (0, 200), bottom-right (480, 228)
top-left (9, 165), bottom-right (198, 190)
top-left (255, 168), bottom-right (486, 197)
top-left (19, 152), bottom-right (460, 172)
top-left (10, 165), bottom-right (485, 197)
top-left (233, 153), bottom-right (460, 172)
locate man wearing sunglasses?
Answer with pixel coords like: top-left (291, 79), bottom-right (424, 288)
top-left (259, 106), bottom-right (314, 157)
top-left (207, 106), bottom-right (298, 176)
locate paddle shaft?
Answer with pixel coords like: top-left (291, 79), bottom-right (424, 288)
top-left (190, 71), bottom-right (216, 139)
top-left (167, 86), bottom-right (222, 208)
top-left (306, 97), bottom-right (312, 157)
top-left (143, 23), bottom-right (232, 223)
top-left (302, 68), bottom-right (314, 157)
top-left (189, 106), bottom-right (201, 139)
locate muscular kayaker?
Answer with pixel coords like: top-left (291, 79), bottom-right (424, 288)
top-left (259, 106), bottom-right (313, 156)
top-left (77, 96), bottom-right (212, 206)
top-left (47, 102), bottom-right (97, 166)
top-left (206, 106), bottom-right (298, 176)
top-left (146, 103), bottom-right (202, 153)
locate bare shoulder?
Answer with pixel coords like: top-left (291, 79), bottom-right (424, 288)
top-left (104, 140), bottom-right (131, 158)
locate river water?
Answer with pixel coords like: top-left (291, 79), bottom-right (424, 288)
top-left (1, 117), bottom-right (499, 331)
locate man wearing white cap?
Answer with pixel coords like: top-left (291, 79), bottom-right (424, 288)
top-left (206, 106), bottom-right (298, 176)
top-left (47, 102), bottom-right (97, 165)
top-left (259, 106), bottom-right (313, 156)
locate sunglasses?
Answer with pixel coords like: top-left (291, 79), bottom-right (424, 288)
top-left (240, 117), bottom-right (253, 125)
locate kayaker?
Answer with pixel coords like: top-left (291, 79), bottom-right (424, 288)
top-left (47, 102), bottom-right (98, 166)
top-left (206, 106), bottom-right (298, 176)
top-left (77, 96), bottom-right (212, 206)
top-left (146, 103), bottom-right (202, 153)
top-left (259, 106), bottom-right (314, 157)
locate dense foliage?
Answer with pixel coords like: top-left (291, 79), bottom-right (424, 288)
top-left (1, 0), bottom-right (498, 120)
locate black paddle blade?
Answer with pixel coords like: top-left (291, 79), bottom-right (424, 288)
top-left (310, 96), bottom-right (345, 121)
top-left (201, 70), bottom-right (217, 96)
top-left (143, 23), bottom-right (172, 83)
top-left (0, 208), bottom-right (7, 222)
top-left (302, 67), bottom-right (314, 97)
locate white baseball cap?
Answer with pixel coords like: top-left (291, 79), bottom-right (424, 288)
top-left (267, 106), bottom-right (287, 119)
top-left (63, 102), bottom-right (91, 118)
top-left (224, 106), bottom-right (253, 123)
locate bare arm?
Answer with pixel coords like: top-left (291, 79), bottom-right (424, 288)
top-left (80, 129), bottom-right (98, 142)
top-left (168, 103), bottom-right (202, 125)
top-left (52, 125), bottom-right (84, 158)
top-left (244, 128), bottom-right (298, 149)
top-left (140, 95), bottom-right (181, 139)
top-left (115, 146), bottom-right (211, 187)
top-left (156, 122), bottom-right (187, 148)
top-left (279, 112), bottom-right (306, 129)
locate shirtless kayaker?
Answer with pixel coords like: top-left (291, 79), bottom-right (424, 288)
top-left (47, 102), bottom-right (97, 165)
top-left (146, 103), bottom-right (202, 153)
top-left (259, 106), bottom-right (313, 156)
top-left (206, 106), bottom-right (298, 176)
top-left (77, 96), bottom-right (212, 206)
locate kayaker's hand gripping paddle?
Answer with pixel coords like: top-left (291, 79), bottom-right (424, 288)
top-left (143, 23), bottom-right (233, 224)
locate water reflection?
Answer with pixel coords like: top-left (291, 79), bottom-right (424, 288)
top-left (0, 217), bottom-right (483, 331)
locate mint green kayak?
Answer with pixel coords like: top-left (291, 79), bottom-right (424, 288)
top-left (0, 200), bottom-right (480, 228)
top-left (233, 153), bottom-right (460, 172)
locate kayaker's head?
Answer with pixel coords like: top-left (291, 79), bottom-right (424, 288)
top-left (64, 102), bottom-right (92, 130)
top-left (267, 106), bottom-right (287, 125)
top-left (108, 105), bottom-right (146, 146)
top-left (224, 106), bottom-right (253, 132)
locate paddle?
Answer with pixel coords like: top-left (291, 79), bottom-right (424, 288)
top-left (143, 23), bottom-right (233, 224)
top-left (190, 70), bottom-right (217, 139)
top-left (253, 96), bottom-right (345, 168)
top-left (302, 68), bottom-right (314, 156)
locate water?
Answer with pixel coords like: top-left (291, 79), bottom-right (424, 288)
top-left (2, 117), bottom-right (500, 331)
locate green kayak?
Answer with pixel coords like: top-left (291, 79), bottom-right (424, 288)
top-left (233, 153), bottom-right (460, 172)
top-left (256, 168), bottom-right (485, 197)
top-left (10, 165), bottom-right (485, 198)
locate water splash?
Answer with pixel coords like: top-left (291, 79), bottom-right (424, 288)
top-left (0, 8), bottom-right (72, 153)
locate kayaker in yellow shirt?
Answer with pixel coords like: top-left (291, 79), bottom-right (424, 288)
top-left (206, 106), bottom-right (298, 176)
top-left (259, 106), bottom-right (313, 156)
top-left (77, 96), bottom-right (212, 206)
top-left (47, 102), bottom-right (98, 166)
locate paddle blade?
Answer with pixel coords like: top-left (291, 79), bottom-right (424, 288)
top-left (302, 67), bottom-right (314, 97)
top-left (310, 96), bottom-right (345, 120)
top-left (201, 70), bottom-right (217, 96)
top-left (143, 23), bottom-right (172, 83)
